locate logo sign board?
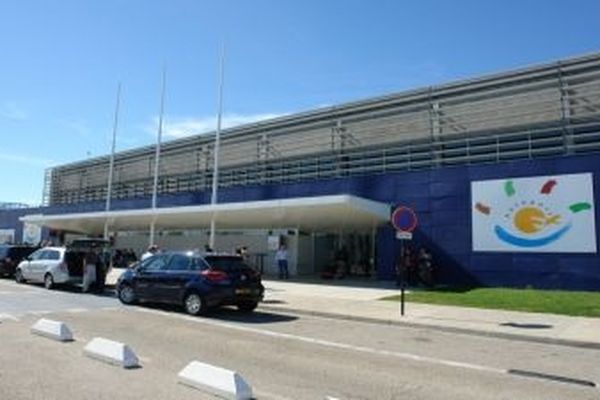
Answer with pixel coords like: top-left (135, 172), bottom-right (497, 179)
top-left (23, 223), bottom-right (42, 245)
top-left (472, 173), bottom-right (596, 253)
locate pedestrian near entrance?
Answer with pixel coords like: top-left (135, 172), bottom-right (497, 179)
top-left (275, 244), bottom-right (289, 279)
top-left (335, 245), bottom-right (350, 279)
top-left (82, 250), bottom-right (97, 293)
top-left (94, 248), bottom-right (109, 293)
top-left (417, 247), bottom-right (434, 287)
top-left (141, 244), bottom-right (158, 261)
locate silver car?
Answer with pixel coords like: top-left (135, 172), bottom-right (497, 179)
top-left (15, 247), bottom-right (76, 289)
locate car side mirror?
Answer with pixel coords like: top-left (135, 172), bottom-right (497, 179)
top-left (26, 256), bottom-right (32, 261)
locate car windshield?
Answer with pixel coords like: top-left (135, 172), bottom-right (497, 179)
top-left (0, 246), bottom-right (8, 258)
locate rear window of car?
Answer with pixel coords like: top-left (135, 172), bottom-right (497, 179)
top-left (204, 256), bottom-right (248, 272)
top-left (44, 250), bottom-right (61, 260)
top-left (166, 254), bottom-right (209, 271)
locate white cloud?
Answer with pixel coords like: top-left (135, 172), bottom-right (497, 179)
top-left (0, 101), bottom-right (27, 121)
top-left (0, 152), bottom-right (56, 167)
top-left (145, 112), bottom-right (286, 139)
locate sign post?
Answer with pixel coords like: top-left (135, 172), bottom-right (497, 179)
top-left (391, 206), bottom-right (418, 317)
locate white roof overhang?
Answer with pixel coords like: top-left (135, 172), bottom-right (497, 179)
top-left (20, 195), bottom-right (390, 235)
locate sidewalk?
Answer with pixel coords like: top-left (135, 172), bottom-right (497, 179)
top-left (259, 279), bottom-right (600, 349)
top-left (106, 269), bottom-right (600, 349)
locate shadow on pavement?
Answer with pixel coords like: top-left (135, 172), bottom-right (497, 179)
top-left (266, 277), bottom-right (397, 290)
top-left (49, 284), bottom-right (117, 298)
top-left (141, 302), bottom-right (299, 324)
top-left (261, 299), bottom-right (287, 304)
top-left (500, 322), bottom-right (554, 329)
top-left (214, 308), bottom-right (299, 324)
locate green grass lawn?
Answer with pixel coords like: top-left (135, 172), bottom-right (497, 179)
top-left (381, 287), bottom-right (600, 317)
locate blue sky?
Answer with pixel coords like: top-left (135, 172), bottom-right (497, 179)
top-left (1, 0), bottom-right (600, 205)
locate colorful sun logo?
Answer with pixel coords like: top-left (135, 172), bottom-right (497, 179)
top-left (474, 179), bottom-right (592, 248)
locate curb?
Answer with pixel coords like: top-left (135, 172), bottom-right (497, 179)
top-left (258, 304), bottom-right (600, 351)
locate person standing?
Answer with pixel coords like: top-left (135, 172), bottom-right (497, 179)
top-left (240, 245), bottom-right (250, 264)
top-left (94, 246), bottom-right (110, 293)
top-left (141, 244), bottom-right (158, 261)
top-left (82, 249), bottom-right (97, 293)
top-left (417, 247), bottom-right (434, 287)
top-left (275, 244), bottom-right (289, 279)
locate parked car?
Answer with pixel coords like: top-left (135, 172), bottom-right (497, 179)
top-left (15, 238), bottom-right (110, 290)
top-left (0, 244), bottom-right (38, 278)
top-left (116, 251), bottom-right (264, 315)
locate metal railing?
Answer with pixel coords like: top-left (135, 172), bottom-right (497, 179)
top-left (47, 54), bottom-right (600, 205)
top-left (50, 118), bottom-right (600, 205)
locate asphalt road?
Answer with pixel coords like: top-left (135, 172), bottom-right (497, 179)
top-left (0, 279), bottom-right (598, 400)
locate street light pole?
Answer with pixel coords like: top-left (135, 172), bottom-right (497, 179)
top-left (104, 82), bottom-right (122, 240)
top-left (209, 45), bottom-right (225, 250)
top-left (150, 66), bottom-right (167, 247)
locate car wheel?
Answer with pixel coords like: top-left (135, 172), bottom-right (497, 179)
top-left (118, 284), bottom-right (137, 305)
top-left (237, 301), bottom-right (259, 312)
top-left (184, 293), bottom-right (206, 316)
top-left (44, 273), bottom-right (54, 290)
top-left (15, 269), bottom-right (25, 284)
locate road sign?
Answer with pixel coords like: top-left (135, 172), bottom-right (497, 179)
top-left (391, 206), bottom-right (418, 233)
top-left (396, 231), bottom-right (413, 240)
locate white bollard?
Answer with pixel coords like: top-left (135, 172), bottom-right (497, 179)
top-left (30, 319), bottom-right (73, 342)
top-left (84, 337), bottom-right (139, 368)
top-left (178, 361), bottom-right (253, 400)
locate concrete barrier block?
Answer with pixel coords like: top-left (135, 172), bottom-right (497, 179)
top-left (31, 318), bottom-right (73, 342)
top-left (178, 360), bottom-right (253, 400)
top-left (84, 337), bottom-right (139, 368)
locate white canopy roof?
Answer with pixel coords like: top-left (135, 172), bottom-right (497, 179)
top-left (20, 195), bottom-right (390, 235)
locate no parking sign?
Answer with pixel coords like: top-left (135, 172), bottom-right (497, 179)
top-left (391, 206), bottom-right (417, 240)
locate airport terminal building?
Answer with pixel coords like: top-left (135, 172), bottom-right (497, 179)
top-left (2, 52), bottom-right (600, 289)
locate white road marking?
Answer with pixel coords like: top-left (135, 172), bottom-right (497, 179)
top-left (0, 284), bottom-right (38, 293)
top-left (132, 307), bottom-right (504, 375)
top-left (100, 306), bottom-right (121, 311)
top-left (66, 308), bottom-right (89, 313)
top-left (30, 310), bottom-right (53, 315)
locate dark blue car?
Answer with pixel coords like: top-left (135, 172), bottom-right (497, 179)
top-left (116, 251), bottom-right (264, 315)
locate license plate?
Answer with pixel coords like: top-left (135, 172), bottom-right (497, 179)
top-left (236, 288), bottom-right (253, 295)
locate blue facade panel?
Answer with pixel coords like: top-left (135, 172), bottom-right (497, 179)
top-left (2, 153), bottom-right (600, 289)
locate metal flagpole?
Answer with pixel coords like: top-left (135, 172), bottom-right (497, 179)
top-left (150, 67), bottom-right (167, 246)
top-left (209, 45), bottom-right (225, 250)
top-left (104, 82), bottom-right (122, 240)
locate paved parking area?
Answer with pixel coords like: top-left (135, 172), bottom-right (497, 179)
top-left (0, 279), bottom-right (119, 321)
top-left (1, 279), bottom-right (599, 400)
